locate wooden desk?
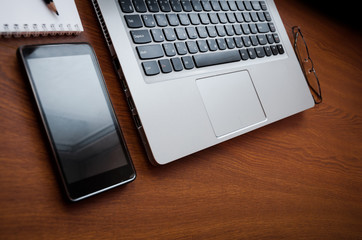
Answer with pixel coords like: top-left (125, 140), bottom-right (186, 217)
top-left (1, 1), bottom-right (361, 239)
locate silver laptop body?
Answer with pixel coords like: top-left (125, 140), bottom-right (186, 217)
top-left (92, 0), bottom-right (314, 165)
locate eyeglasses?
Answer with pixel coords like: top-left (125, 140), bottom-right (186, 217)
top-left (292, 26), bottom-right (322, 104)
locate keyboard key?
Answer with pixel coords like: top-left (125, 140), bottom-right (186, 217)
top-left (142, 14), bottom-right (156, 27)
top-left (146, 0), bottom-right (160, 12)
top-left (273, 33), bottom-right (280, 43)
top-left (125, 15), bottom-right (143, 28)
top-left (239, 49), bottom-right (249, 60)
top-left (175, 42), bottom-right (188, 55)
top-left (119, 0), bottom-right (134, 13)
top-left (133, 0), bottom-right (147, 12)
top-left (199, 13), bottom-right (210, 24)
top-left (216, 25), bottom-right (226, 37)
top-left (249, 23), bottom-right (258, 34)
top-left (142, 61), bottom-right (160, 75)
top-left (234, 36), bottom-right (243, 48)
top-left (207, 39), bottom-right (218, 51)
top-left (186, 41), bottom-right (199, 53)
top-left (219, 1), bottom-right (229, 11)
top-left (225, 25), bottom-right (235, 36)
top-left (182, 56), bottom-right (195, 69)
top-left (159, 59), bottom-right (172, 73)
top-left (266, 33), bottom-right (274, 44)
top-left (268, 22), bottom-right (276, 32)
top-left (208, 13), bottom-right (219, 24)
top-left (151, 29), bottom-right (165, 42)
top-left (159, 0), bottom-right (171, 12)
top-left (210, 1), bottom-right (221, 11)
top-left (163, 43), bottom-right (176, 56)
top-left (255, 46), bottom-right (265, 57)
top-left (186, 27), bottom-right (198, 39)
top-left (171, 57), bottom-right (184, 71)
top-left (250, 35), bottom-right (258, 46)
top-left (196, 26), bottom-right (208, 38)
top-left (243, 12), bottom-right (251, 22)
top-left (216, 38), bottom-right (227, 50)
top-left (233, 24), bottom-right (243, 35)
top-left (155, 14), bottom-right (168, 27)
top-left (189, 13), bottom-right (201, 25)
top-left (163, 28), bottom-right (176, 41)
top-left (201, 0), bottom-right (212, 11)
top-left (226, 13), bottom-right (236, 23)
top-left (242, 36), bottom-right (252, 47)
top-left (137, 44), bottom-right (164, 59)
top-left (167, 14), bottom-right (180, 26)
top-left (130, 30), bottom-right (152, 44)
top-left (228, 1), bottom-right (238, 11)
top-left (257, 34), bottom-right (267, 45)
top-left (197, 39), bottom-right (209, 52)
top-left (264, 12), bottom-right (271, 21)
top-left (179, 14), bottom-right (191, 25)
top-left (170, 0), bottom-right (182, 11)
top-left (236, 1), bottom-right (245, 11)
top-left (206, 25), bottom-right (217, 37)
top-left (191, 0), bottom-right (203, 11)
top-left (277, 44), bottom-right (284, 54)
top-left (243, 1), bottom-right (252, 11)
top-left (250, 12), bottom-right (259, 22)
top-left (260, 1), bottom-right (267, 10)
top-left (217, 12), bottom-right (227, 23)
top-left (271, 45), bottom-right (278, 55)
top-left (247, 48), bottom-right (257, 59)
top-left (175, 27), bottom-right (187, 40)
top-left (251, 1), bottom-right (261, 11)
top-left (235, 12), bottom-right (244, 23)
top-left (226, 37), bottom-right (236, 49)
top-left (242, 24), bottom-right (251, 34)
top-left (264, 45), bottom-right (272, 56)
top-left (256, 23), bottom-right (269, 33)
top-left (181, 0), bottom-right (193, 12)
top-left (193, 50), bottom-right (241, 67)
top-left (257, 12), bottom-right (265, 21)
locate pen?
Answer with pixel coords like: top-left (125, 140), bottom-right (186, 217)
top-left (44, 0), bottom-right (59, 16)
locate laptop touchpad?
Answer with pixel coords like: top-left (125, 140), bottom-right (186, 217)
top-left (196, 70), bottom-right (266, 137)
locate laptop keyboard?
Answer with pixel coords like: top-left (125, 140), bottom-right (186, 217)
top-left (120, 0), bottom-right (285, 76)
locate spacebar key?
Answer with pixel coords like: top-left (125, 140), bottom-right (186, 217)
top-left (193, 50), bottom-right (241, 68)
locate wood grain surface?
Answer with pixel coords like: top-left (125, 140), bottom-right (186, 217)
top-left (0, 0), bottom-right (361, 239)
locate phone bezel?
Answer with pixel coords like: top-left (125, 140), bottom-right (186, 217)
top-left (18, 43), bottom-right (136, 201)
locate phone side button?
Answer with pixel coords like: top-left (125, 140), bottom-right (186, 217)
top-left (133, 114), bottom-right (142, 129)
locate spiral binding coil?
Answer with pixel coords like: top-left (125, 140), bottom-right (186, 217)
top-left (0, 23), bottom-right (82, 38)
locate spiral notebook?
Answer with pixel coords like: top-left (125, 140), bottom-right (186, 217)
top-left (0, 0), bottom-right (83, 37)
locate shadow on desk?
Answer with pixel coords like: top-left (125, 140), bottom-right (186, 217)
top-left (301, 1), bottom-right (361, 31)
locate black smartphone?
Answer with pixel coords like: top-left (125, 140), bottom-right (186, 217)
top-left (18, 43), bottom-right (136, 201)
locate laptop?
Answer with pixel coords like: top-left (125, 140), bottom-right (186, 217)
top-left (92, 0), bottom-right (314, 165)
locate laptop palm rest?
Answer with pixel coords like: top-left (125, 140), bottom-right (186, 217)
top-left (196, 70), bottom-right (267, 137)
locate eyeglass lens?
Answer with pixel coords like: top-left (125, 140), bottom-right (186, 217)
top-left (293, 26), bottom-right (322, 104)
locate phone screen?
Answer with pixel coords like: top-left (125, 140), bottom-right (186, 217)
top-left (19, 44), bottom-right (135, 201)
